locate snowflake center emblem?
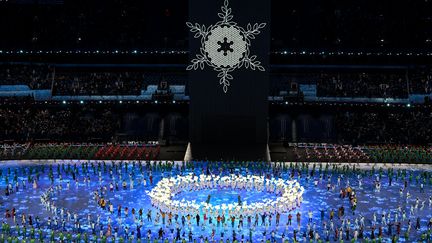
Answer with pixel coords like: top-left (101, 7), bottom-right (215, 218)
top-left (187, 0), bottom-right (266, 93)
top-left (217, 37), bottom-right (234, 56)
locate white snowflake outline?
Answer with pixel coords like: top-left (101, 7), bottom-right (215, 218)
top-left (186, 0), bottom-right (266, 93)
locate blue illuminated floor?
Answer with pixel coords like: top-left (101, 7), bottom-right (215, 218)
top-left (0, 160), bottom-right (431, 242)
top-left (171, 188), bottom-right (278, 206)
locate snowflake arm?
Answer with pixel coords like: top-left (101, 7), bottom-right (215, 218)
top-left (186, 54), bottom-right (207, 71)
top-left (244, 56), bottom-right (265, 72)
top-left (219, 0), bottom-right (234, 24)
top-left (241, 50), bottom-right (265, 72)
top-left (243, 23), bottom-right (267, 40)
top-left (216, 68), bottom-right (234, 93)
top-left (186, 22), bottom-right (208, 39)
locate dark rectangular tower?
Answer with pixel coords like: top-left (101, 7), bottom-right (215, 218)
top-left (188, 0), bottom-right (270, 161)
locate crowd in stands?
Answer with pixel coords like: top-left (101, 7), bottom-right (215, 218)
top-left (143, 73), bottom-right (187, 86)
top-left (291, 143), bottom-right (432, 163)
top-left (0, 64), bottom-right (415, 100)
top-left (2, 105), bottom-right (431, 146)
top-left (366, 145), bottom-right (432, 163)
top-left (0, 143), bottom-right (29, 159)
top-left (0, 96), bottom-right (34, 103)
top-left (317, 72), bottom-right (408, 98)
top-left (293, 144), bottom-right (369, 162)
top-left (53, 72), bottom-right (143, 95)
top-left (52, 72), bottom-right (187, 96)
top-left (409, 67), bottom-right (432, 94)
top-left (0, 62), bottom-right (430, 99)
top-left (0, 143), bottom-right (161, 160)
top-left (22, 143), bottom-right (159, 160)
top-left (270, 73), bottom-right (314, 97)
top-left (0, 107), bottom-right (120, 142)
top-left (336, 110), bottom-right (432, 145)
top-left (0, 63), bottom-right (53, 89)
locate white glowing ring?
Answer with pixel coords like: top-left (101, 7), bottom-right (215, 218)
top-left (147, 174), bottom-right (304, 217)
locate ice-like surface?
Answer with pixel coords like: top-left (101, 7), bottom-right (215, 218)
top-left (0, 160), bottom-right (430, 242)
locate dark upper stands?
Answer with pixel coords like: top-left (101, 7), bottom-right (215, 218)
top-left (0, 0), bottom-right (432, 50)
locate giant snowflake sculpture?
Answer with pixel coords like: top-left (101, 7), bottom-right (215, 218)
top-left (186, 0), bottom-right (266, 93)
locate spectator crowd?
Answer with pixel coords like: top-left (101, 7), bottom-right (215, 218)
top-left (1, 103), bottom-right (431, 145)
top-left (0, 63), bottom-right (53, 89)
top-left (336, 110), bottom-right (432, 145)
top-left (53, 72), bottom-right (143, 96)
top-left (0, 107), bottom-right (119, 142)
top-left (409, 67), bottom-right (432, 95)
top-left (1, 63), bottom-right (431, 99)
top-left (317, 72), bottom-right (408, 98)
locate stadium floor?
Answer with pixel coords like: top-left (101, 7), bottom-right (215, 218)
top-left (0, 160), bottom-right (431, 242)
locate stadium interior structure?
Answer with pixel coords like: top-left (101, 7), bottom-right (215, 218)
top-left (0, 0), bottom-right (432, 242)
